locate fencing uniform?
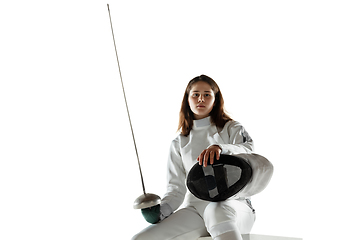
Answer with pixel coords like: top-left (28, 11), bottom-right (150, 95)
top-left (132, 116), bottom-right (256, 240)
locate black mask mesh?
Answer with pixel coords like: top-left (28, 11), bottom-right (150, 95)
top-left (187, 154), bottom-right (253, 202)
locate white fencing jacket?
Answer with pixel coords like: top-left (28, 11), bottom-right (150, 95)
top-left (161, 116), bottom-right (254, 213)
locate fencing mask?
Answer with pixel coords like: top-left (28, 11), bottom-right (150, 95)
top-left (186, 153), bottom-right (273, 202)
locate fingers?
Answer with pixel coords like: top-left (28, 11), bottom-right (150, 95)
top-left (197, 145), bottom-right (222, 167)
top-left (215, 148), bottom-right (220, 160)
top-left (197, 149), bottom-right (208, 167)
top-left (204, 150), bottom-right (210, 167)
top-left (197, 150), bottom-right (206, 166)
top-left (209, 150), bottom-right (215, 166)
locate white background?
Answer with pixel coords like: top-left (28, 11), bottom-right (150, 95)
top-left (1, 1), bottom-right (359, 240)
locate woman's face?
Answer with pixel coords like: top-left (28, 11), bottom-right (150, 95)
top-left (188, 81), bottom-right (215, 120)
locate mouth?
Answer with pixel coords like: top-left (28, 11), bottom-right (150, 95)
top-left (197, 105), bottom-right (205, 108)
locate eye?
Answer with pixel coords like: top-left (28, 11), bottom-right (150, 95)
top-left (205, 94), bottom-right (210, 97)
top-left (192, 93), bottom-right (199, 97)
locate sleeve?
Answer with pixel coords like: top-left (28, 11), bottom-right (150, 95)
top-left (216, 121), bottom-right (254, 155)
top-left (161, 138), bottom-right (187, 213)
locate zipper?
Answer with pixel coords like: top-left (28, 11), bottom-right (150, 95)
top-left (246, 199), bottom-right (256, 214)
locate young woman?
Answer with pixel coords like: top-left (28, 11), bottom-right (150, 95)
top-left (132, 75), bottom-right (255, 240)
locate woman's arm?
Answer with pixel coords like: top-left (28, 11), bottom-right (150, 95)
top-left (161, 138), bottom-right (187, 215)
top-left (198, 121), bottom-right (254, 166)
top-left (217, 120), bottom-right (254, 154)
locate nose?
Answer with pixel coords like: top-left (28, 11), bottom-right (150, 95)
top-left (198, 94), bottom-right (205, 102)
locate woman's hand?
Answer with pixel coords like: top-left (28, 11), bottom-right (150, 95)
top-left (197, 145), bottom-right (222, 167)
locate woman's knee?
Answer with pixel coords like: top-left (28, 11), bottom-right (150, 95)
top-left (203, 200), bottom-right (255, 236)
top-left (204, 202), bottom-right (237, 226)
top-left (131, 225), bottom-right (158, 240)
top-left (131, 232), bottom-right (145, 240)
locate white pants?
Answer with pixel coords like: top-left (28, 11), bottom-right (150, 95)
top-left (132, 199), bottom-right (255, 240)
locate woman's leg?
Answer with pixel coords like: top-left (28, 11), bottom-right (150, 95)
top-left (203, 199), bottom-right (255, 240)
top-left (132, 207), bottom-right (208, 240)
top-left (213, 230), bottom-right (242, 240)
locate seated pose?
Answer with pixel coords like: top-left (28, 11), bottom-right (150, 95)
top-left (132, 75), bottom-right (256, 240)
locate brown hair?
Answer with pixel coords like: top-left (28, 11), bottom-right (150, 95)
top-left (177, 75), bottom-right (232, 136)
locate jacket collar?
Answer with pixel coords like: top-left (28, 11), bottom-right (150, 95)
top-left (193, 116), bottom-right (211, 129)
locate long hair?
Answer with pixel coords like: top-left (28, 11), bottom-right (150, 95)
top-left (177, 75), bottom-right (232, 136)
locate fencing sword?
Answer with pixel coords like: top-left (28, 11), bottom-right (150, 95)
top-left (107, 4), bottom-right (161, 209)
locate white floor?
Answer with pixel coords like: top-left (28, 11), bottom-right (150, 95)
top-left (198, 234), bottom-right (302, 240)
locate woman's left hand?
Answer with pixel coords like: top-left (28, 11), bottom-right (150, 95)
top-left (197, 145), bottom-right (222, 167)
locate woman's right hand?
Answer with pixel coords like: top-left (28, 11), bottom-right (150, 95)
top-left (197, 145), bottom-right (222, 167)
